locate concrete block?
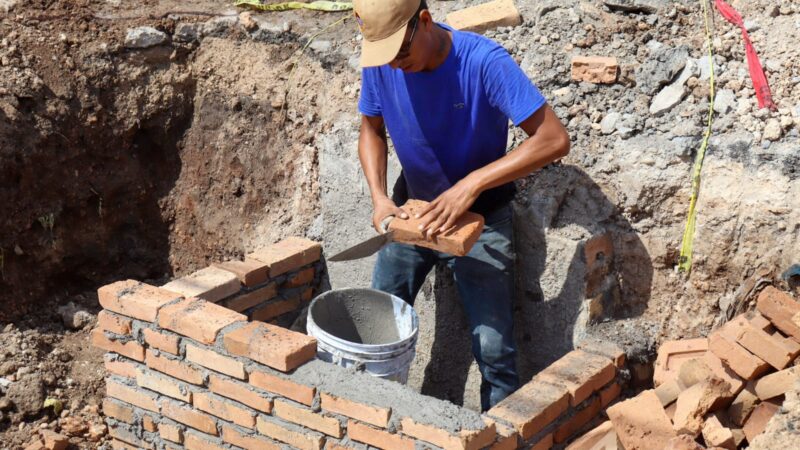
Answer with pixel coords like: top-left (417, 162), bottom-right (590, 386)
top-left (193, 392), bottom-right (256, 429)
top-left (445, 0), bottom-right (521, 33)
top-left (214, 258), bottom-right (270, 287)
top-left (571, 56), bottom-right (619, 84)
top-left (256, 415), bottom-right (325, 450)
top-left (752, 365), bottom-right (800, 400)
top-left (161, 399), bottom-right (219, 436)
top-left (701, 415), bottom-right (736, 450)
top-left (347, 420), bottom-right (414, 450)
top-left (158, 297), bottom-right (246, 345)
top-left (742, 400), bottom-right (780, 443)
top-left (672, 378), bottom-right (731, 436)
top-left (162, 266), bottom-right (241, 302)
top-left (399, 417), bottom-right (496, 450)
top-left (708, 333), bottom-right (770, 380)
top-left (185, 344), bottom-right (246, 379)
top-left (756, 286), bottom-right (800, 341)
top-left (145, 349), bottom-right (204, 385)
top-left (223, 322), bottom-right (317, 372)
top-left (142, 328), bottom-right (180, 355)
top-left (221, 425), bottom-right (281, 450)
top-left (488, 378), bottom-right (569, 440)
top-left (537, 349), bottom-right (616, 406)
top-left (564, 421), bottom-right (618, 450)
top-left (92, 329), bottom-right (145, 362)
top-left (320, 392), bottom-right (390, 428)
top-left (249, 236), bottom-right (322, 277)
top-left (98, 280), bottom-right (181, 322)
top-left (209, 374), bottom-right (272, 413)
top-left (653, 338), bottom-right (708, 386)
top-left (607, 390), bottom-right (676, 450)
top-left (274, 399), bottom-right (342, 438)
top-left (387, 200), bottom-right (484, 257)
top-left (250, 370), bottom-right (316, 406)
top-left (97, 311), bottom-right (132, 335)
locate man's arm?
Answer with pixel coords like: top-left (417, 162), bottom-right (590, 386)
top-left (359, 115), bottom-right (409, 232)
top-left (417, 104), bottom-right (570, 236)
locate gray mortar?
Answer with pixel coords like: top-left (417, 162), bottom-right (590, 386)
top-left (293, 360), bottom-right (485, 433)
top-left (309, 288), bottom-right (402, 345)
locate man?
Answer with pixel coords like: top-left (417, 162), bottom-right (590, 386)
top-left (354, 0), bottom-right (570, 410)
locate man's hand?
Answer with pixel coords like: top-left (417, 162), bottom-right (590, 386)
top-left (372, 196), bottom-right (409, 233)
top-left (415, 177), bottom-right (479, 239)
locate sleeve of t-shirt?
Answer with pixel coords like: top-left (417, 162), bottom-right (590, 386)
top-left (358, 68), bottom-right (382, 117)
top-left (482, 45), bottom-right (546, 127)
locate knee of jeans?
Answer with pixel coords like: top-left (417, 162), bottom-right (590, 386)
top-left (473, 325), bottom-right (514, 365)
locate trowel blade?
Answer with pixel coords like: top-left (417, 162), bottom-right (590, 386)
top-left (328, 231), bottom-right (394, 262)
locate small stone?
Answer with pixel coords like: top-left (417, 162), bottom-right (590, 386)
top-left (601, 112), bottom-right (621, 134)
top-left (714, 89), bottom-right (735, 114)
top-left (174, 23), bottom-right (201, 43)
top-left (57, 303), bottom-right (94, 330)
top-left (309, 40), bottom-right (332, 53)
top-left (124, 27), bottom-right (168, 49)
top-left (763, 119), bottom-right (782, 141)
top-left (238, 11), bottom-right (258, 31)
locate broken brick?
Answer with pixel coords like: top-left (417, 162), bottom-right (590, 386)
top-left (222, 322), bottom-right (317, 372)
top-left (664, 435), bottom-right (704, 450)
top-left (742, 400), bottom-right (780, 443)
top-left (752, 365), bottom-right (800, 400)
top-left (653, 338), bottom-right (708, 387)
top-left (701, 415), bottom-right (735, 450)
top-left (40, 430), bottom-right (68, 450)
top-left (162, 266), bottom-right (241, 303)
top-left (756, 286), bottom-right (800, 341)
top-left (249, 237), bottom-right (322, 278)
top-left (445, 0), bottom-right (521, 34)
top-left (654, 379), bottom-right (684, 406)
top-left (387, 200), bottom-right (485, 257)
top-left (158, 297), bottom-right (246, 345)
top-left (571, 56), bottom-right (619, 84)
top-left (672, 377), bottom-right (731, 436)
top-left (607, 390), bottom-right (676, 450)
top-left (702, 351), bottom-right (744, 395)
top-left (708, 333), bottom-right (770, 380)
top-left (677, 358), bottom-right (714, 388)
top-left (98, 280), bottom-right (181, 322)
top-left (727, 382), bottom-right (759, 427)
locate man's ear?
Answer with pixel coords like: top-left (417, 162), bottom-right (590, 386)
top-left (418, 10), bottom-right (433, 30)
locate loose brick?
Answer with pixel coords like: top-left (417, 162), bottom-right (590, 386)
top-left (102, 399), bottom-right (135, 424)
top-left (708, 333), bottom-right (770, 380)
top-left (159, 422), bottom-right (183, 443)
top-left (577, 339), bottom-right (626, 368)
top-left (653, 338), bottom-right (708, 386)
top-left (654, 379), bottom-right (683, 406)
top-left (161, 400), bottom-right (218, 435)
top-left (319, 393), bottom-right (389, 428)
top-left (735, 319), bottom-right (799, 369)
top-left (537, 350), bottom-right (616, 406)
top-left (145, 349), bottom-right (204, 385)
top-left (143, 328), bottom-right (180, 355)
top-left (701, 415), bottom-right (735, 450)
top-left (488, 378), bottom-right (569, 440)
top-left (185, 344), bottom-right (246, 379)
top-left (97, 311), bottom-right (132, 335)
top-left (40, 430), bottom-right (68, 450)
top-left (23, 439), bottom-right (45, 450)
top-left (214, 258), bottom-right (270, 287)
top-left (753, 365), bottom-right (800, 400)
top-left (599, 382), bottom-right (622, 408)
top-left (571, 56), bottom-right (619, 84)
top-left (742, 400), bottom-right (780, 443)
top-left (223, 283), bottom-right (278, 313)
top-left (142, 414), bottom-right (158, 432)
top-left (158, 298), bottom-right (246, 345)
top-left (221, 425), bottom-right (281, 450)
top-left (672, 378), bottom-right (731, 436)
top-left (104, 355), bottom-right (139, 379)
top-left (677, 358), bottom-right (714, 388)
top-left (183, 431), bottom-right (226, 450)
top-left (554, 395), bottom-right (602, 443)
top-left (564, 421), bottom-right (616, 450)
top-left (607, 390), bottom-right (676, 450)
top-left (92, 329), bottom-right (145, 362)
top-left (702, 351), bottom-right (745, 395)
top-left (249, 237), bottom-right (322, 277)
top-left (347, 420), bottom-right (414, 450)
top-left (223, 322), bottom-right (316, 372)
top-left (274, 399), bottom-right (342, 437)
top-left (284, 267), bottom-right (315, 288)
top-left (256, 415), bottom-right (325, 450)
top-left (756, 286), bottom-right (800, 341)
top-left (399, 417), bottom-right (495, 450)
top-left (385, 200), bottom-right (484, 257)
top-left (750, 312), bottom-right (774, 331)
top-left (251, 370), bottom-right (316, 406)
top-left (98, 280), bottom-right (181, 322)
top-left (445, 0), bottom-right (521, 33)
top-left (727, 382), bottom-right (759, 427)
top-left (106, 378), bottom-right (159, 412)
top-left (193, 392), bottom-right (256, 429)
top-left (665, 435), bottom-right (704, 450)
top-left (251, 295), bottom-right (302, 322)
top-left (136, 367), bottom-right (192, 402)
top-left (162, 266), bottom-right (241, 303)
top-left (208, 374), bottom-right (272, 413)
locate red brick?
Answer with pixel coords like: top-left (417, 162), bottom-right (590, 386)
top-left (756, 286), bottom-right (800, 341)
top-left (251, 295), bottom-right (302, 322)
top-left (249, 237), bottom-right (322, 277)
top-left (274, 399), bottom-right (342, 437)
top-left (208, 375), bottom-right (272, 413)
top-left (221, 425), bottom-right (281, 450)
top-left (302, 287), bottom-right (314, 302)
top-left (738, 324), bottom-right (799, 370)
top-left (701, 415), bottom-right (735, 450)
top-left (607, 390), bottom-right (676, 450)
top-left (571, 56), bottom-right (618, 84)
top-left (564, 421), bottom-right (616, 450)
top-left (400, 417), bottom-right (495, 450)
top-left (728, 382), bottom-right (759, 426)
top-left (672, 378), bottom-right (731, 436)
top-left (750, 312), bottom-right (774, 331)
top-left (214, 258), bottom-right (270, 287)
top-left (385, 200), bottom-right (484, 257)
top-left (708, 333), bottom-right (770, 380)
top-left (654, 379), bottom-right (683, 406)
top-left (161, 400), bottom-right (218, 436)
top-left (742, 400), bottom-right (780, 443)
top-left (320, 393), bottom-right (389, 428)
top-left (250, 370), bottom-right (315, 406)
top-left (162, 266), bottom-right (241, 303)
top-left (145, 349), bottom-right (204, 385)
top-left (142, 414), bottom-right (158, 432)
top-left (40, 430), bottom-right (68, 450)
top-left (183, 431), bottom-right (226, 450)
top-left (222, 322), bottom-right (316, 372)
top-left (136, 367), bottom-right (192, 402)
top-left (92, 329), bottom-right (145, 362)
top-left (702, 351), bottom-right (745, 395)
top-left (284, 267), bottom-right (315, 288)
top-left (600, 382), bottom-right (622, 408)
top-left (653, 338), bottom-right (708, 386)
top-left (109, 439), bottom-right (139, 450)
top-left (158, 298), bottom-right (246, 345)
top-left (106, 379), bottom-right (159, 412)
top-left (577, 339), bottom-right (626, 368)
top-left (554, 396), bottom-right (602, 443)
top-left (223, 283), bottom-right (278, 313)
top-left (488, 377), bottom-right (569, 440)
top-left (102, 399), bottom-right (135, 424)
top-left (445, 0), bottom-right (521, 33)
top-left (185, 344), bottom-right (245, 379)
top-left (97, 311), bottom-right (132, 335)
top-left (665, 435), bottom-right (704, 450)
top-left (255, 416), bottom-right (325, 450)
top-left (677, 358), bottom-right (714, 388)
top-left (98, 280), bottom-right (181, 322)
top-left (483, 420), bottom-right (519, 450)
top-left (104, 355), bottom-right (140, 379)
top-left (537, 350), bottom-right (616, 406)
top-left (143, 328), bottom-right (180, 355)
top-left (108, 423), bottom-right (153, 449)
top-left (530, 433), bottom-right (553, 450)
top-left (347, 420), bottom-right (414, 450)
top-left (193, 392), bottom-right (256, 429)
top-left (159, 422), bottom-right (183, 443)
top-left (753, 365), bottom-right (800, 400)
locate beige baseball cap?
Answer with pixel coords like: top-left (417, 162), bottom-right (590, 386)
top-left (354, 0), bottom-right (421, 67)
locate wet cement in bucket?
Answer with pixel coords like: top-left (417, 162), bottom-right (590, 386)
top-left (310, 289), bottom-right (402, 345)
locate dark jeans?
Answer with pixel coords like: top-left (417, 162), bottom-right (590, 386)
top-left (371, 204), bottom-right (518, 411)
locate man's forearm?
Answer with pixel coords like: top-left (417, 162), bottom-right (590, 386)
top-left (358, 116), bottom-right (390, 203)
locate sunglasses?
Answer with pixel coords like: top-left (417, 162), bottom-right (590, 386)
top-left (393, 16), bottom-right (419, 61)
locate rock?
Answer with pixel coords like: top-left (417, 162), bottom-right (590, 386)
top-left (714, 89), bottom-right (736, 114)
top-left (7, 373), bottom-right (45, 419)
top-left (59, 416), bottom-right (89, 436)
top-left (650, 59), bottom-right (695, 116)
top-left (57, 302), bottom-right (94, 330)
top-left (87, 423), bottom-right (107, 441)
top-left (40, 430), bottom-right (67, 450)
top-left (239, 11), bottom-right (258, 32)
top-left (636, 45), bottom-right (689, 95)
top-left (309, 40), bottom-right (332, 53)
top-left (124, 27), bottom-right (168, 49)
top-left (203, 16), bottom-right (238, 37)
top-left (0, 360), bottom-right (19, 376)
top-left (174, 23), bottom-right (201, 43)
top-left (601, 112), bottom-right (621, 134)
top-left (603, 0), bottom-right (666, 14)
top-left (763, 119), bottom-right (782, 141)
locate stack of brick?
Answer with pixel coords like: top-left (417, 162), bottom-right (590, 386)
top-left (570, 286), bottom-right (800, 449)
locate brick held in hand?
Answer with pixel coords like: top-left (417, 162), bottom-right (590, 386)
top-left (389, 199), bottom-right (484, 257)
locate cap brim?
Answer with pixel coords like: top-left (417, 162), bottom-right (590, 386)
top-left (359, 22), bottom-right (408, 68)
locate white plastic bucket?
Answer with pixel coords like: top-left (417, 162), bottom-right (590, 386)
top-left (306, 288), bottom-right (419, 384)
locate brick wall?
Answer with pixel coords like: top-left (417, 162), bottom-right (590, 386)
top-left (92, 236), bottom-right (627, 450)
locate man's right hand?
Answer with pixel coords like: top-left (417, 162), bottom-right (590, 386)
top-left (372, 196), bottom-right (408, 233)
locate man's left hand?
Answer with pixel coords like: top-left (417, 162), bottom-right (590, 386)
top-left (415, 177), bottom-right (480, 239)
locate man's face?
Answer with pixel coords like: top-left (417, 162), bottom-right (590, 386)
top-left (388, 12), bottom-right (431, 73)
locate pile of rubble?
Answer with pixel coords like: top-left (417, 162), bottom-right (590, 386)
top-left (568, 286), bottom-right (800, 449)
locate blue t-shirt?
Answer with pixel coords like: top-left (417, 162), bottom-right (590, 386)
top-left (358, 23), bottom-right (546, 214)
